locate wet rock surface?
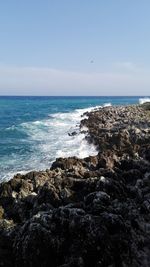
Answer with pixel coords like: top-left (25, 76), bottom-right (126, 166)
top-left (0, 104), bottom-right (150, 267)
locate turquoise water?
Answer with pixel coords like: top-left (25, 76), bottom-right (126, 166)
top-left (0, 96), bottom-right (149, 181)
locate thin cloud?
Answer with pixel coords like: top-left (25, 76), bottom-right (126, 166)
top-left (0, 64), bottom-right (149, 95)
top-left (112, 61), bottom-right (140, 72)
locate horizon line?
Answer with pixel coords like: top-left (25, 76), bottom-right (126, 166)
top-left (0, 95), bottom-right (149, 97)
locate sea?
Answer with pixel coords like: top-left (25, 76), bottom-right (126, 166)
top-left (0, 96), bottom-right (149, 182)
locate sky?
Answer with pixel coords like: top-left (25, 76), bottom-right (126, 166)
top-left (0, 0), bottom-right (150, 96)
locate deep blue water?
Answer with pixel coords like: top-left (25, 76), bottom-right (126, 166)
top-left (0, 96), bottom-right (149, 181)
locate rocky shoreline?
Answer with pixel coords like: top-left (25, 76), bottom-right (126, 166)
top-left (0, 104), bottom-right (150, 267)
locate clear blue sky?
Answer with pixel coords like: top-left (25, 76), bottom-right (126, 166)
top-left (0, 0), bottom-right (150, 95)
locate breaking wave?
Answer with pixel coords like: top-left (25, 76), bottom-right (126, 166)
top-left (139, 97), bottom-right (150, 104)
top-left (1, 105), bottom-right (103, 181)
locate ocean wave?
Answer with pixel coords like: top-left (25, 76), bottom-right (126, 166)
top-left (5, 125), bottom-right (16, 131)
top-left (1, 105), bottom-right (102, 180)
top-left (103, 103), bottom-right (112, 107)
top-left (139, 97), bottom-right (150, 104)
top-left (1, 103), bottom-right (112, 181)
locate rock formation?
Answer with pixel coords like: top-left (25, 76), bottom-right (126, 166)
top-left (0, 104), bottom-right (150, 267)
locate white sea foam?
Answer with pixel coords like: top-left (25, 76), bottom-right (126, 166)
top-left (2, 104), bottom-right (112, 181)
top-left (103, 103), bottom-right (112, 107)
top-left (139, 97), bottom-right (150, 104)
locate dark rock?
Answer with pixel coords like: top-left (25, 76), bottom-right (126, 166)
top-left (141, 102), bottom-right (150, 110)
top-left (0, 104), bottom-right (149, 266)
top-left (68, 131), bottom-right (77, 136)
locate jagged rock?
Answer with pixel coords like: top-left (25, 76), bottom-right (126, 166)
top-left (141, 102), bottom-right (150, 110)
top-left (0, 104), bottom-right (149, 266)
top-left (0, 206), bottom-right (4, 219)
